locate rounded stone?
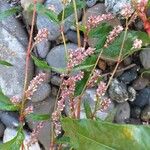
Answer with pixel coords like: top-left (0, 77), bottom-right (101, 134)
top-left (130, 107), bottom-right (141, 119)
top-left (108, 79), bottom-right (129, 103)
top-left (131, 88), bottom-right (150, 108)
top-left (31, 83), bottom-right (51, 102)
top-left (140, 48), bottom-right (150, 69)
top-left (86, 0), bottom-right (97, 7)
top-left (114, 102), bottom-right (130, 123)
top-left (46, 43), bottom-right (77, 71)
top-left (141, 105), bottom-right (150, 122)
top-left (51, 75), bottom-right (61, 86)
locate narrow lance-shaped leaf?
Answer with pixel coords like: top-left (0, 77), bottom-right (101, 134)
top-left (0, 88), bottom-right (20, 111)
top-left (58, 0), bottom-right (86, 21)
top-left (26, 113), bottom-right (50, 121)
top-left (28, 3), bottom-right (59, 23)
top-left (84, 100), bottom-right (93, 119)
top-left (0, 60), bottom-right (13, 66)
top-left (62, 118), bottom-right (150, 150)
top-left (0, 6), bottom-right (21, 21)
top-left (0, 127), bottom-right (24, 150)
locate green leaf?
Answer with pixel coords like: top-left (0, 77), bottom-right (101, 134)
top-left (58, 0), bottom-right (86, 21)
top-left (0, 60), bottom-right (13, 66)
top-left (31, 55), bottom-right (66, 73)
top-left (26, 113), bottom-right (50, 121)
top-left (0, 88), bottom-right (20, 111)
top-left (62, 118), bottom-right (150, 150)
top-left (28, 3), bottom-right (59, 23)
top-left (0, 127), bottom-right (24, 150)
top-left (56, 136), bottom-right (70, 144)
top-left (84, 100), bottom-right (93, 119)
top-left (0, 6), bottom-right (21, 21)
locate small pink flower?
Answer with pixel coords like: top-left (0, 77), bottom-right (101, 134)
top-left (132, 39), bottom-right (142, 49)
top-left (100, 98), bottom-right (111, 112)
top-left (24, 105), bottom-right (33, 115)
top-left (120, 4), bottom-right (134, 18)
top-left (104, 25), bottom-right (123, 48)
top-left (34, 28), bottom-right (48, 44)
top-left (96, 81), bottom-right (107, 97)
top-left (10, 95), bottom-right (20, 104)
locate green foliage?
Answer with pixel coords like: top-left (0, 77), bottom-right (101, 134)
top-left (84, 100), bottom-right (93, 119)
top-left (0, 88), bottom-right (20, 111)
top-left (0, 127), bottom-right (24, 150)
top-left (0, 6), bottom-right (21, 21)
top-left (28, 3), bottom-right (58, 23)
top-left (62, 118), bottom-right (150, 150)
top-left (26, 113), bottom-right (50, 121)
top-left (58, 0), bottom-right (86, 21)
top-left (0, 60), bottom-right (13, 66)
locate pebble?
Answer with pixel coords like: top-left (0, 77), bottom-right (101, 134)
top-left (108, 79), bottom-right (129, 103)
top-left (140, 48), bottom-right (150, 69)
top-left (98, 59), bottom-right (107, 71)
top-left (132, 77), bottom-right (149, 90)
top-left (128, 86), bottom-right (136, 102)
top-left (36, 40), bottom-right (51, 59)
top-left (141, 105), bottom-right (150, 122)
top-left (0, 121), bottom-right (5, 138)
top-left (105, 0), bottom-right (131, 15)
top-left (46, 43), bottom-right (77, 71)
top-left (31, 83), bottom-right (51, 102)
top-left (130, 107), bottom-right (141, 119)
top-left (3, 128), bottom-right (41, 150)
top-left (118, 67), bottom-right (138, 84)
top-left (51, 75), bottom-right (61, 86)
top-left (86, 0), bottom-right (97, 7)
top-left (66, 30), bottom-right (83, 45)
top-left (51, 86), bottom-right (59, 96)
top-left (131, 87), bottom-right (150, 108)
top-left (0, 111), bottom-right (19, 128)
top-left (123, 57), bottom-right (132, 66)
top-left (114, 102), bottom-right (130, 123)
top-left (0, 0), bottom-right (33, 99)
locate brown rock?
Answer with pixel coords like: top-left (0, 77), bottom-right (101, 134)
top-left (98, 59), bottom-right (106, 71)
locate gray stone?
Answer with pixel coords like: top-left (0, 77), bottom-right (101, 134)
top-left (0, 1), bottom-right (33, 99)
top-left (3, 128), bottom-right (41, 150)
top-left (108, 79), bottom-right (129, 103)
top-left (123, 57), bottom-right (132, 66)
top-left (140, 48), bottom-right (150, 69)
top-left (37, 0), bottom-right (81, 41)
top-left (0, 0), bottom-right (28, 47)
top-left (27, 97), bottom-right (56, 150)
top-left (46, 43), bottom-right (77, 71)
top-left (51, 75), bottom-right (61, 86)
top-left (36, 40), bottom-right (51, 58)
top-left (86, 0), bottom-right (97, 7)
top-left (141, 105), bottom-right (150, 122)
top-left (131, 88), bottom-right (150, 108)
top-left (132, 77), bottom-right (149, 90)
top-left (0, 111), bottom-right (19, 128)
top-left (0, 121), bottom-right (5, 138)
top-left (128, 86), bottom-right (136, 102)
top-left (31, 83), bottom-right (51, 102)
top-left (131, 107), bottom-right (141, 119)
top-left (115, 102), bottom-right (130, 123)
top-left (118, 67), bottom-right (138, 84)
top-left (51, 86), bottom-right (59, 96)
top-left (66, 30), bottom-right (84, 45)
top-left (105, 0), bottom-right (131, 15)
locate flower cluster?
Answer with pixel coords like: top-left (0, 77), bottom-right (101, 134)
top-left (96, 81), bottom-right (107, 97)
top-left (120, 4), bottom-right (134, 18)
top-left (10, 95), bottom-right (20, 105)
top-left (34, 28), bottom-right (48, 44)
top-left (67, 47), bottom-right (95, 70)
top-left (104, 25), bottom-right (123, 48)
top-left (25, 73), bottom-right (46, 100)
top-left (100, 98), bottom-right (111, 112)
top-left (52, 71), bottom-right (84, 136)
top-left (87, 69), bottom-right (101, 88)
top-left (87, 13), bottom-right (114, 29)
top-left (132, 39), bottom-right (142, 49)
top-left (27, 122), bottom-right (44, 147)
top-left (24, 105), bottom-right (33, 116)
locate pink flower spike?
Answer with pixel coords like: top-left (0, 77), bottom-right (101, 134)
top-left (120, 4), bottom-right (134, 18)
top-left (96, 81), bottom-right (107, 97)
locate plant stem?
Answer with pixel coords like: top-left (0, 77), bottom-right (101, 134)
top-left (106, 20), bottom-right (128, 89)
top-left (20, 0), bottom-right (36, 123)
top-left (73, 0), bottom-right (81, 47)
